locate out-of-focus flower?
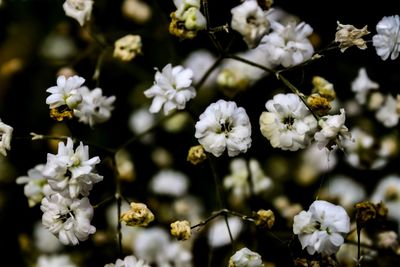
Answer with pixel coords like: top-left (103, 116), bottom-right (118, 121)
top-left (33, 221), bottom-right (63, 253)
top-left (43, 138), bottom-right (103, 199)
top-left (105, 255), bottom-right (150, 267)
top-left (260, 93), bottom-right (317, 151)
top-left (122, 0), bottom-right (152, 24)
top-left (36, 254), bottom-right (76, 267)
top-left (187, 145), bottom-right (207, 165)
top-left (375, 94), bottom-right (400, 127)
top-left (115, 149), bottom-right (136, 182)
top-left (0, 119), bottom-right (13, 156)
top-left (260, 20), bottom-right (314, 67)
top-left (16, 164), bottom-right (52, 207)
top-left (182, 49), bottom-right (218, 87)
top-left (208, 217), bottom-right (243, 248)
top-left (314, 108), bottom-right (351, 150)
top-left (293, 200), bottom-right (350, 256)
top-left (195, 100), bottom-right (252, 157)
top-left (121, 202), bottom-right (155, 227)
top-left (169, 0), bottom-right (206, 39)
top-left (144, 64), bottom-right (196, 115)
top-left (114, 35), bottom-right (142, 61)
top-left (63, 0), bottom-right (93, 26)
top-left (231, 0), bottom-right (270, 48)
top-left (319, 175), bottom-right (366, 211)
top-left (149, 169), bottom-right (188, 197)
top-left (351, 68), bottom-right (379, 105)
top-left (373, 15), bottom-right (400, 60)
top-left (335, 21), bottom-right (369, 52)
top-left (377, 231), bottom-right (399, 250)
top-left (228, 247), bottom-right (263, 267)
top-left (170, 220), bottom-right (191, 241)
top-left (74, 87), bottom-right (116, 127)
top-left (41, 194), bottom-right (96, 245)
top-left (46, 75), bottom-right (84, 109)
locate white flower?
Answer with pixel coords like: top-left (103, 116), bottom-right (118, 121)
top-left (133, 227), bottom-right (171, 265)
top-left (351, 68), bottom-right (379, 105)
top-left (208, 217), bottom-right (243, 248)
top-left (0, 119), bottom-right (13, 156)
top-left (33, 221), bottom-right (63, 253)
top-left (375, 94), bottom-right (400, 127)
top-left (182, 49), bottom-right (218, 87)
top-left (371, 175), bottom-right (400, 231)
top-left (43, 138), bottom-right (103, 199)
top-left (41, 194), bottom-right (96, 245)
top-left (129, 108), bottom-right (156, 135)
top-left (260, 20), bottom-right (314, 67)
top-left (259, 93), bottom-right (317, 151)
top-left (16, 164), bottom-right (52, 207)
top-left (231, 0), bottom-right (270, 48)
top-left (105, 255), bottom-right (151, 267)
top-left (36, 254), bottom-right (76, 267)
top-left (63, 0), bottom-right (93, 26)
top-left (164, 242), bottom-right (193, 267)
top-left (293, 200), bottom-right (350, 256)
top-left (314, 108), bottom-right (351, 150)
top-left (149, 169), bottom-right (189, 197)
top-left (229, 247), bottom-right (263, 267)
top-left (144, 64), bottom-right (196, 115)
top-left (74, 87), bottom-right (116, 127)
top-left (372, 15), bottom-right (400, 60)
top-left (249, 158), bottom-right (272, 194)
top-left (46, 75), bottom-right (84, 109)
top-left (195, 100), bottom-right (252, 157)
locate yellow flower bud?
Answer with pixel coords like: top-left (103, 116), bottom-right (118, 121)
top-left (187, 145), bottom-right (207, 165)
top-left (254, 209), bottom-right (275, 229)
top-left (170, 220), bottom-right (191, 241)
top-left (120, 202), bottom-right (154, 227)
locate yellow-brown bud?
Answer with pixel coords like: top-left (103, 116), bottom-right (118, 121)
top-left (120, 202), bottom-right (154, 227)
top-left (307, 94), bottom-right (331, 116)
top-left (170, 220), bottom-right (191, 241)
top-left (187, 145), bottom-right (207, 165)
top-left (254, 209), bottom-right (275, 229)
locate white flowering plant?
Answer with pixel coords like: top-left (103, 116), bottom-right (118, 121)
top-left (2, 0), bottom-right (400, 266)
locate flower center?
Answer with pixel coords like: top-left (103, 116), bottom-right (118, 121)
top-left (283, 116), bottom-right (294, 129)
top-left (220, 120), bottom-right (233, 136)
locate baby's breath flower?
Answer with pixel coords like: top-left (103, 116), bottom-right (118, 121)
top-left (122, 0), bottom-right (152, 24)
top-left (144, 64), bottom-right (196, 115)
top-left (231, 0), bottom-right (270, 48)
top-left (63, 0), bottom-right (93, 26)
top-left (335, 21), bottom-right (369, 52)
top-left (195, 100), bottom-right (252, 157)
top-left (187, 145), bottom-right (206, 165)
top-left (170, 220), bottom-right (191, 241)
top-left (373, 15), bottom-right (400, 60)
top-left (351, 68), bottom-right (379, 105)
top-left (104, 255), bottom-right (150, 267)
top-left (228, 247), bottom-right (263, 267)
top-left (46, 75), bottom-right (84, 109)
top-left (114, 35), bottom-right (142, 61)
top-left (36, 254), bottom-right (76, 267)
top-left (0, 119), bottom-right (13, 156)
top-left (375, 94), bottom-right (400, 127)
top-left (120, 202), bottom-right (155, 227)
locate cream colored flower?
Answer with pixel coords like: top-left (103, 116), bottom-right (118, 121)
top-left (170, 220), bottom-right (191, 241)
top-left (114, 35), bottom-right (142, 61)
top-left (0, 119), bottom-right (13, 156)
top-left (120, 202), bottom-right (155, 227)
top-left (63, 0), bottom-right (93, 26)
top-left (335, 21), bottom-right (369, 52)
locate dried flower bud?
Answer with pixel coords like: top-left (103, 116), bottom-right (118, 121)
top-left (335, 21), bottom-right (370, 52)
top-left (170, 220), bottom-right (191, 241)
top-left (254, 209), bottom-right (275, 229)
top-left (169, 12), bottom-right (197, 40)
top-left (120, 202), bottom-right (154, 227)
top-left (187, 145), bottom-right (207, 165)
top-left (307, 94), bottom-right (331, 116)
top-left (50, 106), bottom-right (74, 121)
top-left (114, 35), bottom-right (142, 61)
top-left (355, 201), bottom-right (388, 228)
top-left (312, 76), bottom-right (336, 101)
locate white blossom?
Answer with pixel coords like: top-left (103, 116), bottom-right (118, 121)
top-left (104, 255), bottom-right (151, 267)
top-left (259, 93), bottom-right (317, 151)
top-left (46, 75), bottom-right (84, 109)
top-left (314, 108), bottom-right (351, 150)
top-left (259, 20), bottom-right (314, 67)
top-left (208, 217), bottom-right (243, 248)
top-left (16, 164), bottom-right (52, 207)
top-left (144, 64), bottom-right (196, 115)
top-left (74, 87), bottom-right (116, 127)
top-left (182, 49), bottom-right (218, 87)
top-left (229, 247), bottom-right (263, 267)
top-left (375, 94), bottom-right (400, 127)
top-left (33, 221), bottom-right (63, 253)
top-left (36, 254), bottom-right (76, 267)
top-left (372, 15), bottom-right (400, 60)
top-left (0, 119), bottom-right (13, 156)
top-left (231, 0), bottom-right (270, 48)
top-left (293, 200), bottom-right (350, 256)
top-left (43, 138), bottom-right (103, 199)
top-left (41, 193), bottom-right (96, 245)
top-left (149, 169), bottom-right (189, 197)
top-left (63, 0), bottom-right (93, 26)
top-left (195, 100), bottom-right (252, 157)
top-left (351, 68), bottom-right (379, 105)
